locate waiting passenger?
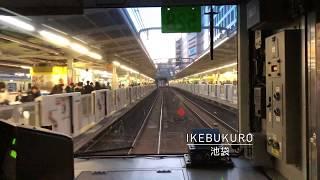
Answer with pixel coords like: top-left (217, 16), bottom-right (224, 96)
top-left (26, 86), bottom-right (41, 101)
top-left (95, 82), bottom-right (102, 90)
top-left (101, 83), bottom-right (107, 89)
top-left (106, 82), bottom-right (111, 90)
top-left (65, 83), bottom-right (74, 93)
top-left (84, 81), bottom-right (94, 94)
top-left (0, 82), bottom-right (11, 119)
top-left (0, 82), bottom-right (9, 105)
top-left (15, 90), bottom-right (23, 102)
top-left (50, 84), bottom-right (63, 95)
top-left (74, 82), bottom-right (83, 93)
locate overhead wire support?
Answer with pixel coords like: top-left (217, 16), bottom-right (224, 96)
top-left (205, 6), bottom-right (218, 60)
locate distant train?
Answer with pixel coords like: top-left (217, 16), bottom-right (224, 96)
top-left (157, 79), bottom-right (168, 87)
top-left (171, 83), bottom-right (237, 104)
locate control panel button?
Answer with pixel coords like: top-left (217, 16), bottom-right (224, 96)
top-left (272, 142), bottom-right (280, 150)
top-left (274, 108), bottom-right (281, 116)
top-left (273, 92), bottom-right (280, 101)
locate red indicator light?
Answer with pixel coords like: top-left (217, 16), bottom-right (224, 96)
top-left (177, 107), bottom-right (186, 117)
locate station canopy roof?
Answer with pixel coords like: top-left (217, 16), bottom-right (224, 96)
top-left (174, 33), bottom-right (237, 79)
top-left (0, 8), bottom-right (156, 77)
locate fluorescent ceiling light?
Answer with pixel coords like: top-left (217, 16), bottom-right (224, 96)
top-left (112, 61), bottom-right (148, 77)
top-left (70, 43), bottom-right (88, 54)
top-left (112, 61), bottom-right (120, 66)
top-left (0, 15), bottom-right (35, 31)
top-left (88, 51), bottom-right (102, 60)
top-left (120, 65), bottom-right (130, 71)
top-left (194, 62), bottom-right (237, 76)
top-left (39, 30), bottom-right (70, 47)
top-left (131, 70), bottom-right (139, 74)
top-left (42, 24), bottom-right (68, 35)
top-left (120, 65), bottom-right (139, 74)
top-left (20, 65), bottom-right (31, 69)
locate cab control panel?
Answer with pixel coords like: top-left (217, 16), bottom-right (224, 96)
top-left (265, 30), bottom-right (301, 164)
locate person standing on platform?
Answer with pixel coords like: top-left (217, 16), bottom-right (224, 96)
top-left (15, 90), bottom-right (23, 102)
top-left (74, 82), bottom-right (83, 93)
top-left (30, 86), bottom-right (41, 99)
top-left (50, 78), bottom-right (64, 94)
top-left (65, 83), bottom-right (74, 93)
top-left (106, 82), bottom-right (111, 90)
top-left (95, 82), bottom-right (102, 90)
top-left (84, 81), bottom-right (94, 94)
top-left (0, 82), bottom-right (9, 105)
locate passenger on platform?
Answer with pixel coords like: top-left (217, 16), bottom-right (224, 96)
top-left (84, 81), bottom-right (94, 94)
top-left (15, 90), bottom-right (23, 102)
top-left (71, 83), bottom-right (76, 91)
top-left (0, 82), bottom-right (11, 119)
top-left (50, 84), bottom-right (63, 94)
top-left (50, 79), bottom-right (64, 94)
top-left (0, 82), bottom-right (9, 105)
top-left (95, 82), bottom-right (102, 90)
top-left (74, 82), bottom-right (83, 93)
top-left (65, 83), bottom-right (74, 93)
top-left (27, 86), bottom-right (41, 101)
top-left (106, 82), bottom-right (111, 90)
top-left (101, 83), bottom-right (107, 89)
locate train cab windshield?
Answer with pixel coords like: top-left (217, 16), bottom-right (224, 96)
top-left (1, 1), bottom-right (317, 180)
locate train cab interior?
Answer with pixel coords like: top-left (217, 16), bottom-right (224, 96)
top-left (0, 0), bottom-right (320, 180)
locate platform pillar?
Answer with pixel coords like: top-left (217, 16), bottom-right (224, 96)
top-left (112, 65), bottom-right (118, 89)
top-left (67, 58), bottom-right (74, 85)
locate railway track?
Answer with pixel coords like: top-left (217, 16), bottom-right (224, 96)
top-left (75, 90), bottom-right (159, 156)
top-left (75, 87), bottom-right (238, 157)
top-left (174, 88), bottom-right (239, 133)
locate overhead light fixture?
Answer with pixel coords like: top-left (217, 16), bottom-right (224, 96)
top-left (20, 65), bottom-right (31, 69)
top-left (0, 15), bottom-right (35, 31)
top-left (88, 51), bottom-right (102, 60)
top-left (70, 43), bottom-right (88, 54)
top-left (42, 24), bottom-right (68, 35)
top-left (193, 62), bottom-right (237, 76)
top-left (112, 61), bottom-right (120, 66)
top-left (131, 70), bottom-right (138, 74)
top-left (39, 30), bottom-right (70, 47)
top-left (120, 65), bottom-right (139, 74)
top-left (120, 65), bottom-right (129, 71)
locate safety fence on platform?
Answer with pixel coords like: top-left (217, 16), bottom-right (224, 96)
top-left (0, 102), bottom-right (40, 126)
top-left (171, 83), bottom-right (238, 105)
top-left (0, 85), bottom-right (156, 137)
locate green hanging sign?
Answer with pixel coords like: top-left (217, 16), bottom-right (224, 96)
top-left (161, 6), bottom-right (202, 33)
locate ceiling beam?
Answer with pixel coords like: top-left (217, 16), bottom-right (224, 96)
top-left (73, 25), bottom-right (128, 36)
top-left (96, 36), bottom-right (136, 46)
top-left (0, 33), bottom-right (60, 55)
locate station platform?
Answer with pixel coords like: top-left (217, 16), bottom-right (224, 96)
top-left (171, 84), bottom-right (238, 111)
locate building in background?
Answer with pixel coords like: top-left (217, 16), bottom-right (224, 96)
top-left (211, 5), bottom-right (237, 42)
top-left (175, 5), bottom-right (237, 71)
